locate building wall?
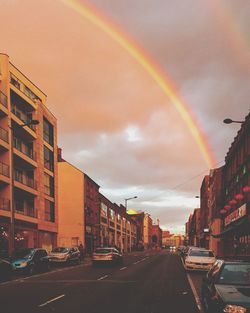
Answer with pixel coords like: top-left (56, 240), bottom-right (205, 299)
top-left (84, 174), bottom-right (100, 253)
top-left (58, 161), bottom-right (84, 248)
top-left (143, 213), bottom-right (152, 249)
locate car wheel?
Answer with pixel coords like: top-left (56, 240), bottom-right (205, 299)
top-left (202, 295), bottom-right (212, 313)
top-left (28, 265), bottom-right (35, 276)
top-left (46, 262), bottom-right (51, 272)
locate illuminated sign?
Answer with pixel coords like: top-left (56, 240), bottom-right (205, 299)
top-left (224, 204), bottom-right (247, 227)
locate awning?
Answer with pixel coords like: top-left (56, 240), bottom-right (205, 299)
top-left (211, 217), bottom-right (248, 238)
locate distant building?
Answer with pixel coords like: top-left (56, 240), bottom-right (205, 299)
top-left (151, 224), bottom-right (162, 248)
top-left (200, 176), bottom-right (210, 248)
top-left (84, 174), bottom-right (100, 254)
top-left (143, 213), bottom-right (152, 249)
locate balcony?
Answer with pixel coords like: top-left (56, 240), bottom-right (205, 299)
top-left (10, 74), bottom-right (40, 110)
top-left (11, 105), bottom-right (36, 132)
top-left (0, 162), bottom-right (10, 177)
top-left (0, 198), bottom-right (10, 211)
top-left (15, 202), bottom-right (37, 218)
top-left (14, 169), bottom-right (37, 190)
top-left (0, 127), bottom-right (8, 143)
top-left (0, 90), bottom-right (8, 108)
top-left (13, 137), bottom-right (36, 161)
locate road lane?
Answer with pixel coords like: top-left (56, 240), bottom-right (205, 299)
top-left (1, 251), bottom-right (201, 313)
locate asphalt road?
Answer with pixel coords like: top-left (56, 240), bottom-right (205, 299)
top-left (0, 251), bottom-right (204, 313)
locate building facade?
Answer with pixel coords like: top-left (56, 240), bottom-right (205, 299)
top-left (57, 158), bottom-right (84, 248)
top-left (143, 213), bottom-right (152, 250)
top-left (199, 176), bottom-right (210, 248)
top-left (0, 54), bottom-right (57, 255)
top-left (84, 174), bottom-right (100, 254)
top-left (217, 113), bottom-right (250, 258)
top-left (151, 224), bottom-right (162, 248)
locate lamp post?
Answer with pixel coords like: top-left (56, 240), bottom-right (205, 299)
top-left (124, 196), bottom-right (138, 210)
top-left (223, 118), bottom-right (244, 124)
top-left (9, 119), bottom-right (39, 254)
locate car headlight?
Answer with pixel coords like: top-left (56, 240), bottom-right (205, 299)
top-left (20, 262), bottom-right (28, 268)
top-left (223, 305), bottom-right (247, 313)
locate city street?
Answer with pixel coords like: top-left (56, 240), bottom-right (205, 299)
top-left (0, 251), bottom-right (205, 313)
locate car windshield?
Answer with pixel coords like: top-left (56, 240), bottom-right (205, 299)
top-left (52, 247), bottom-right (70, 253)
top-left (218, 264), bottom-right (250, 285)
top-left (189, 250), bottom-right (214, 257)
top-left (95, 249), bottom-right (112, 254)
top-left (12, 248), bottom-right (35, 259)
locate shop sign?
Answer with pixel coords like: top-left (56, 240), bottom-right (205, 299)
top-left (224, 204), bottom-right (247, 227)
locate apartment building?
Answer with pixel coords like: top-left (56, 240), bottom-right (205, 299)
top-left (99, 196), bottom-right (137, 253)
top-left (0, 54), bottom-right (57, 255)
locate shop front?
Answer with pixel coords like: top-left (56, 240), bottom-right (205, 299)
top-left (213, 203), bottom-right (250, 258)
top-left (0, 220), bottom-right (9, 257)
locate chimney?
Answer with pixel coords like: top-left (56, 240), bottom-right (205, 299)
top-left (57, 147), bottom-right (64, 162)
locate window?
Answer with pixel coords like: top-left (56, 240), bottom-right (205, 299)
top-left (109, 209), bottom-right (115, 220)
top-left (44, 146), bottom-right (54, 171)
top-left (101, 202), bottom-right (108, 216)
top-left (45, 199), bottom-right (55, 222)
top-left (44, 173), bottom-right (54, 197)
top-left (43, 118), bottom-right (54, 146)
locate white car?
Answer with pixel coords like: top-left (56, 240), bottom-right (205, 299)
top-left (185, 249), bottom-right (216, 271)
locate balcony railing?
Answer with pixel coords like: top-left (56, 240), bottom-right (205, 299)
top-left (11, 105), bottom-right (36, 132)
top-left (0, 90), bottom-right (8, 108)
top-left (0, 198), bottom-right (10, 211)
top-left (14, 170), bottom-right (37, 190)
top-left (0, 162), bottom-right (10, 177)
top-left (15, 205), bottom-right (37, 218)
top-left (0, 127), bottom-right (8, 143)
top-left (13, 137), bottom-right (36, 161)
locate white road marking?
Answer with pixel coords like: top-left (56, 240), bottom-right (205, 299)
top-left (119, 267), bottom-right (127, 271)
top-left (187, 274), bottom-right (204, 313)
top-left (133, 260), bottom-right (141, 264)
top-left (97, 275), bottom-right (108, 281)
top-left (38, 294), bottom-right (65, 307)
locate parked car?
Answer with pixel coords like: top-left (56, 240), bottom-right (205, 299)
top-left (11, 248), bottom-right (50, 275)
top-left (0, 258), bottom-right (13, 281)
top-left (49, 247), bottom-right (80, 265)
top-left (92, 247), bottom-right (123, 266)
top-left (201, 259), bottom-right (250, 313)
top-left (185, 248), bottom-right (216, 271)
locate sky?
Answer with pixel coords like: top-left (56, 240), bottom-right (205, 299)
top-left (1, 0), bottom-right (249, 234)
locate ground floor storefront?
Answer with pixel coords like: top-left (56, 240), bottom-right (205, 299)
top-left (213, 202), bottom-right (250, 258)
top-left (0, 217), bottom-right (57, 255)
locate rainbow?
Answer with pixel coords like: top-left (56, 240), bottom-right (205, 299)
top-left (60, 0), bottom-right (216, 168)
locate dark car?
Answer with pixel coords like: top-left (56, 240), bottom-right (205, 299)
top-left (49, 247), bottom-right (81, 265)
top-left (11, 248), bottom-right (50, 275)
top-left (92, 247), bottom-right (123, 266)
top-left (201, 259), bottom-right (250, 313)
top-left (0, 258), bottom-right (13, 281)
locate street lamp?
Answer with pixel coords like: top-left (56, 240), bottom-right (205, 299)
top-left (124, 196), bottom-right (138, 210)
top-left (223, 118), bottom-right (244, 124)
top-left (9, 119), bottom-right (39, 254)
